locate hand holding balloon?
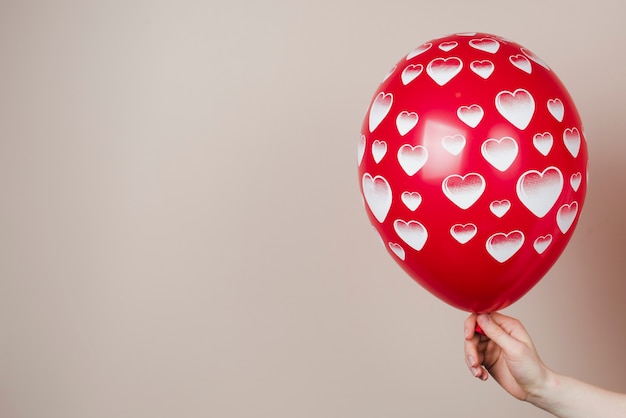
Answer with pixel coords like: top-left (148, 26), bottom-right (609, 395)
top-left (464, 313), bottom-right (626, 417)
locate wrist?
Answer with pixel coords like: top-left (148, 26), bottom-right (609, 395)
top-left (525, 368), bottom-right (563, 413)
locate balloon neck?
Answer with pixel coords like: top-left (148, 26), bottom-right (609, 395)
top-left (475, 324), bottom-right (485, 336)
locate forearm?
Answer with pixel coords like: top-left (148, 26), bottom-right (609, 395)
top-left (528, 370), bottom-right (626, 418)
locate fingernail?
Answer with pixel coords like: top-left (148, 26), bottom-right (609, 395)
top-left (471, 367), bottom-right (481, 377)
top-left (466, 355), bottom-right (475, 368)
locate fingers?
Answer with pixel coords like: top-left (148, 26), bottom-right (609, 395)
top-left (464, 314), bottom-right (489, 381)
top-left (478, 312), bottom-right (535, 352)
top-left (464, 314), bottom-right (478, 340)
top-left (487, 312), bottom-right (534, 346)
top-left (476, 313), bottom-right (517, 347)
top-left (464, 342), bottom-right (488, 380)
top-left (465, 312), bottom-right (536, 383)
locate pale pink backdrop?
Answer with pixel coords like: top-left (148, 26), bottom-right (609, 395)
top-left (1, 1), bottom-right (625, 417)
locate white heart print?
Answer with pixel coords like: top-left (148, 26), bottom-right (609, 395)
top-left (516, 166), bottom-right (564, 218)
top-left (509, 54), bottom-right (532, 74)
top-left (398, 145), bottom-right (428, 176)
top-left (442, 173), bottom-right (486, 209)
top-left (406, 43), bottom-right (432, 60)
top-left (372, 140), bottom-right (387, 163)
top-left (396, 111), bottom-right (419, 136)
top-left (469, 60), bottom-right (494, 79)
top-left (426, 57), bottom-right (463, 86)
top-left (563, 127), bottom-right (581, 157)
top-left (521, 48), bottom-right (550, 70)
top-left (570, 172), bottom-right (582, 191)
top-left (401, 191), bottom-right (423, 211)
top-left (401, 64), bottom-right (423, 85)
top-left (486, 231), bottom-right (525, 263)
top-left (457, 105), bottom-right (484, 128)
top-left (394, 220), bottom-right (428, 251)
top-left (469, 38), bottom-right (500, 54)
top-left (557, 202), bottom-right (578, 233)
top-left (533, 132), bottom-right (553, 156)
top-left (441, 134), bottom-right (466, 155)
top-left (362, 173), bottom-right (393, 223)
top-left (490, 200), bottom-right (511, 218)
top-left (388, 242), bottom-right (406, 260)
top-left (547, 98), bottom-right (565, 122)
top-left (495, 89), bottom-right (535, 130)
top-left (439, 41), bottom-right (458, 52)
top-left (369, 92), bottom-right (393, 133)
top-left (533, 235), bottom-right (553, 254)
top-left (357, 134), bottom-right (366, 166)
top-left (450, 223), bottom-right (477, 244)
top-left (481, 137), bottom-right (519, 172)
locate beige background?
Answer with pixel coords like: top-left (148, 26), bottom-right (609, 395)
top-left (1, 0), bottom-right (625, 417)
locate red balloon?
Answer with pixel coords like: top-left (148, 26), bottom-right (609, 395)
top-left (358, 33), bottom-right (588, 313)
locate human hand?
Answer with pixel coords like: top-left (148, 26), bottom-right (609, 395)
top-left (464, 312), bottom-right (552, 401)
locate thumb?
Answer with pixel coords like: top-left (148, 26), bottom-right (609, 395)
top-left (477, 313), bottom-right (518, 350)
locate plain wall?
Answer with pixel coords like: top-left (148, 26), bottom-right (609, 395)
top-left (1, 0), bottom-right (625, 417)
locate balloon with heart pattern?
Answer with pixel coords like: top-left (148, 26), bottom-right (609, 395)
top-left (358, 32), bottom-right (588, 313)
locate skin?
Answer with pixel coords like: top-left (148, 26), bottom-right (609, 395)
top-left (464, 312), bottom-right (626, 418)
